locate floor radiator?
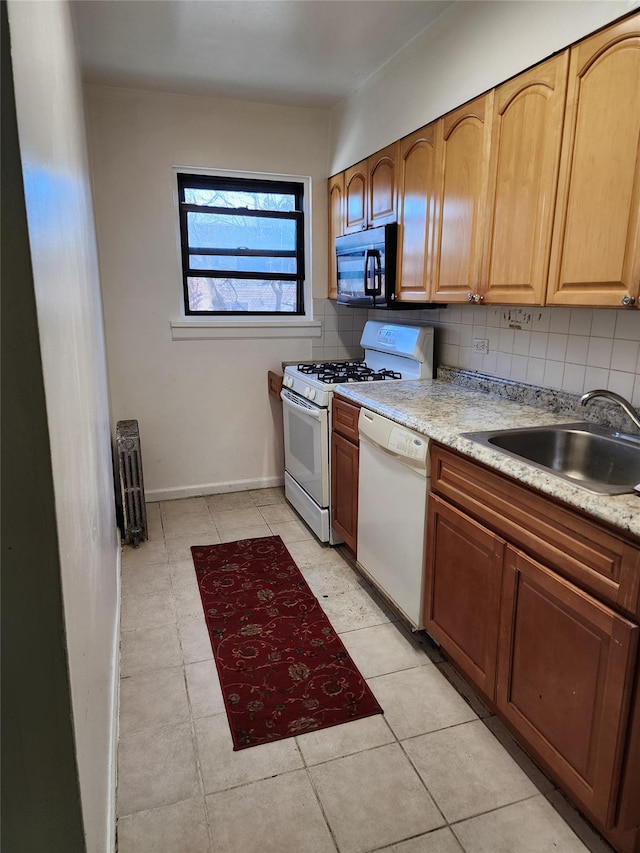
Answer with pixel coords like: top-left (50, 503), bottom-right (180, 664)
top-left (116, 419), bottom-right (148, 546)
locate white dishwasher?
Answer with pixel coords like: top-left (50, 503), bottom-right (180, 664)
top-left (357, 408), bottom-right (430, 629)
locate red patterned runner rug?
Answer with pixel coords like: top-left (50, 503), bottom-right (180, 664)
top-left (191, 535), bottom-right (383, 750)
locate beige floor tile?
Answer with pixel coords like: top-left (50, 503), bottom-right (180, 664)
top-left (162, 515), bottom-right (217, 541)
top-left (286, 538), bottom-right (345, 568)
top-left (121, 561), bottom-right (171, 597)
top-left (205, 491), bottom-right (257, 511)
top-left (211, 506), bottom-right (266, 530)
top-left (117, 797), bottom-right (212, 853)
top-left (218, 524), bottom-right (273, 543)
top-left (185, 659), bottom-right (225, 718)
top-left (301, 560), bottom-right (365, 598)
top-left (249, 486), bottom-right (285, 505)
top-left (174, 582), bottom-right (204, 620)
top-left (145, 502), bottom-right (164, 541)
top-left (309, 743), bottom-right (444, 853)
top-left (484, 715), bottom-right (556, 795)
top-left (178, 615), bottom-right (213, 664)
top-left (320, 584), bottom-right (392, 633)
top-left (168, 559), bottom-right (198, 590)
top-left (166, 532), bottom-right (219, 562)
top-left (258, 502), bottom-right (299, 524)
top-left (269, 518), bottom-right (314, 543)
top-left (205, 769), bottom-right (334, 853)
top-left (368, 665), bottom-right (477, 740)
top-left (339, 622), bottom-right (428, 678)
top-left (117, 723), bottom-right (200, 816)
top-left (452, 794), bottom-right (589, 853)
top-left (404, 719), bottom-right (538, 823)
top-left (545, 790), bottom-right (615, 853)
top-left (159, 497), bottom-right (210, 520)
top-left (194, 714), bottom-right (304, 794)
top-left (121, 590), bottom-right (176, 631)
top-left (296, 713), bottom-right (394, 765)
top-left (122, 539), bottom-right (168, 569)
top-left (119, 666), bottom-right (190, 735)
top-left (379, 827), bottom-right (464, 853)
top-left (120, 623), bottom-right (183, 677)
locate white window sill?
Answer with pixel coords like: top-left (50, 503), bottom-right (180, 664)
top-left (170, 318), bottom-right (322, 341)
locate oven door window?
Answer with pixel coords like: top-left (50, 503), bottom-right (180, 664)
top-left (281, 390), bottom-right (329, 508)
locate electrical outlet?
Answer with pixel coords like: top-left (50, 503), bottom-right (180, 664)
top-left (472, 338), bottom-right (489, 354)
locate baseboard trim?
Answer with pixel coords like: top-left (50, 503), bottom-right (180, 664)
top-left (145, 475), bottom-right (284, 503)
top-left (106, 539), bottom-right (121, 853)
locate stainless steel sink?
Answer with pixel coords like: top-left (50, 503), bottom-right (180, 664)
top-left (461, 422), bottom-right (640, 495)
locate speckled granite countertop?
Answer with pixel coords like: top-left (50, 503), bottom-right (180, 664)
top-left (335, 378), bottom-right (640, 540)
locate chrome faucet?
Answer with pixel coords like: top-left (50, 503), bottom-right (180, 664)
top-left (580, 389), bottom-right (640, 431)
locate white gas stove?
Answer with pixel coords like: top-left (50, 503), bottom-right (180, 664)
top-left (280, 321), bottom-right (434, 543)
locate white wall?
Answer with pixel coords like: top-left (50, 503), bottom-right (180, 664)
top-left (86, 86), bottom-right (331, 499)
top-left (330, 0), bottom-right (636, 172)
top-left (7, 2), bottom-right (120, 850)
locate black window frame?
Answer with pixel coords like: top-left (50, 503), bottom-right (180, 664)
top-left (177, 173), bottom-right (306, 316)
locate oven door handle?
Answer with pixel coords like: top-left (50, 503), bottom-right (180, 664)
top-left (280, 388), bottom-right (323, 420)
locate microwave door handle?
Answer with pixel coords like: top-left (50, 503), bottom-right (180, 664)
top-left (364, 249), bottom-right (382, 296)
top-left (374, 250), bottom-right (382, 297)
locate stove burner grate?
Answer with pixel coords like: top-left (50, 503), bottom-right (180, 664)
top-left (297, 360), bottom-right (363, 375)
top-left (318, 366), bottom-right (402, 384)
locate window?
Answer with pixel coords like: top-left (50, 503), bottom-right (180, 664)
top-left (177, 173), bottom-right (305, 315)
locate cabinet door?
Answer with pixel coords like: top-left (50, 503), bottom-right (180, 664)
top-left (368, 142), bottom-right (398, 227)
top-left (481, 53), bottom-right (568, 305)
top-left (547, 14), bottom-right (640, 307)
top-left (497, 546), bottom-right (638, 826)
top-left (328, 172), bottom-right (345, 298)
top-left (331, 431), bottom-right (359, 555)
top-left (431, 93), bottom-right (493, 303)
top-left (424, 494), bottom-right (505, 700)
top-left (344, 160), bottom-right (368, 233)
top-left (396, 125), bottom-right (438, 302)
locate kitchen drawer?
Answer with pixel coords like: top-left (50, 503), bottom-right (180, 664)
top-left (430, 443), bottom-right (640, 618)
top-left (332, 396), bottom-right (361, 443)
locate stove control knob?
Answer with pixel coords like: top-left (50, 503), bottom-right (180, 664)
top-left (284, 375), bottom-right (293, 388)
top-left (308, 388), bottom-right (316, 401)
top-left (303, 387), bottom-right (310, 398)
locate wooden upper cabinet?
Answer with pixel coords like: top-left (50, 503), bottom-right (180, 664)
top-left (547, 13), bottom-right (640, 308)
top-left (328, 172), bottom-right (345, 299)
top-left (368, 142), bottom-right (399, 227)
top-left (481, 53), bottom-right (569, 305)
top-left (396, 124), bottom-right (438, 302)
top-left (343, 143), bottom-right (399, 234)
top-left (431, 93), bottom-right (493, 303)
top-left (344, 159), bottom-right (368, 233)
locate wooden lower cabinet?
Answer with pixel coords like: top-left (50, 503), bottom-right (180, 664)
top-left (331, 396), bottom-right (360, 555)
top-left (497, 546), bottom-right (638, 827)
top-left (425, 494), bottom-right (504, 700)
top-left (426, 443), bottom-right (640, 851)
top-left (331, 431), bottom-right (359, 553)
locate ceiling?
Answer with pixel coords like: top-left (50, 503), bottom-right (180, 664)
top-left (71, 0), bottom-right (454, 109)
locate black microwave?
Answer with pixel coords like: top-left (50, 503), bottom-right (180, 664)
top-left (335, 224), bottom-right (424, 310)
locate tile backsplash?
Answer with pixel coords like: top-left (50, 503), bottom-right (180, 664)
top-left (313, 300), bottom-right (640, 406)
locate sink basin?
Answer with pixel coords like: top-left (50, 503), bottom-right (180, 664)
top-left (461, 422), bottom-right (640, 495)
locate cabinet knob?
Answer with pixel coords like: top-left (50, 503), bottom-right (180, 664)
top-left (467, 292), bottom-right (475, 302)
top-left (621, 295), bottom-right (636, 306)
top-left (475, 293), bottom-right (484, 304)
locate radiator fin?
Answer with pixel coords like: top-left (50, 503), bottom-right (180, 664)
top-left (116, 419), bottom-right (148, 546)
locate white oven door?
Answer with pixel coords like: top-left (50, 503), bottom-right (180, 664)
top-left (281, 388), bottom-right (329, 508)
